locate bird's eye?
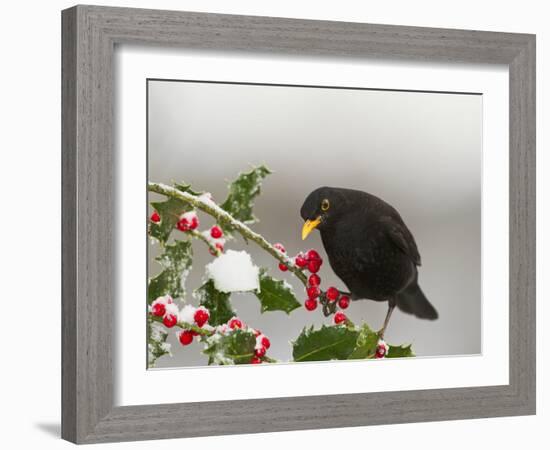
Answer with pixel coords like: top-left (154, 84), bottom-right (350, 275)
top-left (321, 199), bottom-right (330, 211)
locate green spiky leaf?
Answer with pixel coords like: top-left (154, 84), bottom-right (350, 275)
top-left (220, 165), bottom-right (272, 226)
top-left (387, 344), bottom-right (415, 358)
top-left (254, 270), bottom-right (301, 314)
top-left (149, 197), bottom-right (189, 244)
top-left (174, 181), bottom-right (203, 196)
top-left (195, 279), bottom-right (235, 326)
top-left (292, 325), bottom-right (359, 362)
top-left (148, 240), bottom-right (192, 303)
top-left (347, 324), bottom-right (379, 360)
top-left (203, 329), bottom-right (257, 365)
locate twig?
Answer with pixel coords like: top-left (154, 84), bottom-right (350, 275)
top-left (148, 182), bottom-right (309, 286)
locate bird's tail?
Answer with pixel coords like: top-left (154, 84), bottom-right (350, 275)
top-left (395, 281), bottom-right (438, 320)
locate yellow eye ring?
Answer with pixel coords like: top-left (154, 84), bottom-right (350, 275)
top-left (321, 199), bottom-right (330, 211)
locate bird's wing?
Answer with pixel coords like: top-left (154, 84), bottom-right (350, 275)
top-left (379, 215), bottom-right (422, 266)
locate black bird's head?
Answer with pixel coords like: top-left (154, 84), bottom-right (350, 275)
top-left (300, 187), bottom-right (352, 240)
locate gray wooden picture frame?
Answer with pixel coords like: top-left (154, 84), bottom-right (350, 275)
top-left (61, 5), bottom-right (536, 444)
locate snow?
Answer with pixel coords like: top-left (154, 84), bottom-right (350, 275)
top-left (152, 295), bottom-right (172, 306)
top-left (178, 304), bottom-right (197, 324)
top-left (197, 192), bottom-right (217, 208)
top-left (179, 269), bottom-right (190, 292)
top-left (150, 322), bottom-right (167, 341)
top-left (255, 334), bottom-right (266, 350)
top-left (205, 250), bottom-right (260, 293)
top-left (164, 302), bottom-right (179, 317)
top-left (201, 229), bottom-right (226, 246)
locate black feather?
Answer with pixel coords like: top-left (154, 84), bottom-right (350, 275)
top-left (301, 187), bottom-right (438, 321)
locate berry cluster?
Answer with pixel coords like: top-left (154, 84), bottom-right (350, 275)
top-left (149, 209), bottom-right (225, 256)
top-left (205, 225), bottom-right (225, 255)
top-left (273, 243), bottom-right (350, 322)
top-left (214, 317), bottom-right (272, 364)
top-left (150, 296), bottom-right (211, 346)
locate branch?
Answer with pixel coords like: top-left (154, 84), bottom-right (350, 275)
top-left (148, 182), bottom-right (308, 286)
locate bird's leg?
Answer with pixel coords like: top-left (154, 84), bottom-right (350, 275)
top-left (378, 302), bottom-right (396, 339)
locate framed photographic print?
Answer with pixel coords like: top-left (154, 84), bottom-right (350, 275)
top-left (62, 5), bottom-right (536, 444)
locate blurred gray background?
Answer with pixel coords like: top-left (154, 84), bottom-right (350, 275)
top-left (148, 80), bottom-right (481, 368)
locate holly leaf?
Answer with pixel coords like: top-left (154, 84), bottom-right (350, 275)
top-left (220, 165), bottom-right (272, 226)
top-left (387, 344), bottom-right (415, 358)
top-left (348, 324), bottom-right (379, 360)
top-left (174, 181), bottom-right (203, 196)
top-left (147, 319), bottom-right (171, 367)
top-left (148, 240), bottom-right (192, 303)
top-left (195, 279), bottom-right (235, 326)
top-left (203, 329), bottom-right (256, 365)
top-left (149, 197), bottom-right (188, 244)
top-left (254, 270), bottom-right (301, 315)
top-left (292, 325), bottom-right (359, 362)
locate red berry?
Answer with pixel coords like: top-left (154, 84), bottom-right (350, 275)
top-left (308, 274), bottom-right (321, 287)
top-left (210, 242), bottom-right (224, 256)
top-left (306, 249), bottom-right (321, 261)
top-left (210, 225), bottom-right (223, 239)
top-left (253, 329), bottom-right (262, 337)
top-left (228, 317), bottom-right (243, 329)
top-left (178, 330), bottom-right (194, 346)
top-left (294, 254), bottom-right (308, 268)
top-left (326, 287), bottom-right (340, 301)
top-left (375, 345), bottom-right (387, 359)
top-left (151, 302), bottom-right (166, 317)
top-left (255, 346), bottom-right (266, 358)
top-left (307, 286), bottom-right (320, 299)
top-left (250, 357), bottom-right (262, 364)
top-left (274, 243), bottom-right (286, 253)
top-left (189, 216), bottom-right (199, 230)
top-left (278, 263), bottom-right (288, 272)
top-left (334, 312), bottom-right (347, 324)
top-left (194, 308), bottom-right (210, 327)
top-left (338, 295), bottom-right (350, 309)
top-left (307, 259), bottom-right (321, 273)
top-left (163, 314), bottom-right (178, 328)
top-left (260, 336), bottom-right (271, 349)
top-left (176, 217), bottom-right (190, 232)
top-left (304, 299), bottom-right (318, 311)
top-left (150, 211), bottom-right (161, 223)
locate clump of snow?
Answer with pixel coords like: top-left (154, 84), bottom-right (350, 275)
top-left (205, 250), bottom-right (260, 293)
top-left (178, 304), bottom-right (197, 324)
top-left (151, 295), bottom-right (172, 307)
top-left (164, 302), bottom-right (179, 317)
top-left (160, 342), bottom-right (172, 354)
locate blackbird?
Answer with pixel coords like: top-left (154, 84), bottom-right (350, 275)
top-left (300, 187), bottom-right (438, 337)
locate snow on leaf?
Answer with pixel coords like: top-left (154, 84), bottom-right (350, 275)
top-left (149, 197), bottom-right (189, 243)
top-left (148, 240), bottom-right (193, 303)
top-left (220, 165), bottom-right (272, 226)
top-left (254, 270), bottom-right (301, 314)
top-left (386, 344), bottom-right (415, 358)
top-left (205, 250), bottom-right (260, 293)
top-left (203, 329), bottom-right (256, 365)
top-left (292, 325), bottom-right (359, 362)
top-left (147, 319), bottom-right (171, 367)
top-left (195, 279), bottom-right (235, 326)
